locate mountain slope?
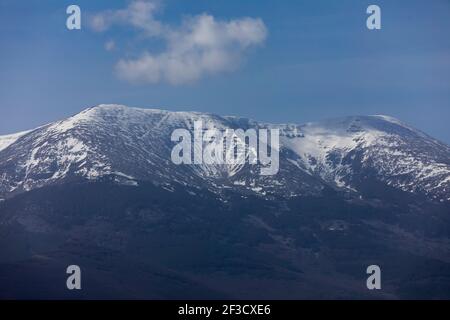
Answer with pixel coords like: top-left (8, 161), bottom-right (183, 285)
top-left (0, 104), bottom-right (449, 202)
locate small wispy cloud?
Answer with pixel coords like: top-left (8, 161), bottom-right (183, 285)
top-left (104, 40), bottom-right (116, 51)
top-left (89, 0), bottom-right (267, 85)
top-left (89, 0), bottom-right (163, 36)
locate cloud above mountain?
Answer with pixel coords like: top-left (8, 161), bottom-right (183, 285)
top-left (89, 0), bottom-right (267, 85)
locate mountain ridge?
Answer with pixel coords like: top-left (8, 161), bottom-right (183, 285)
top-left (0, 104), bottom-right (449, 202)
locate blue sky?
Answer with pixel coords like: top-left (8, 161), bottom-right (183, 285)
top-left (1, 0), bottom-right (450, 143)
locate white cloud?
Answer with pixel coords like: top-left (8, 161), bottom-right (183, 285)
top-left (90, 1), bottom-right (267, 85)
top-left (89, 0), bottom-right (163, 36)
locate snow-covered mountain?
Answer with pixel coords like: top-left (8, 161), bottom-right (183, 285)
top-left (1, 104), bottom-right (449, 202)
top-left (1, 104), bottom-right (450, 300)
